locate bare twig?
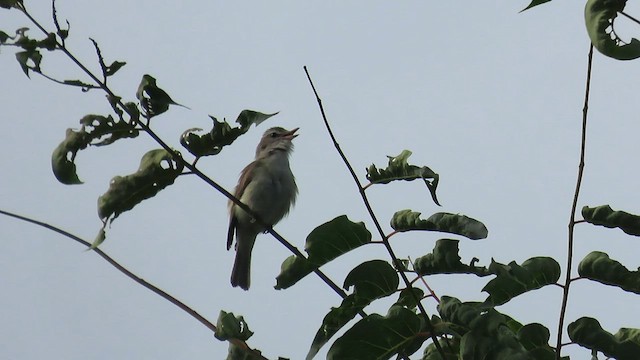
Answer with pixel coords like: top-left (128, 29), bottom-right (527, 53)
top-left (555, 44), bottom-right (594, 359)
top-left (0, 209), bottom-right (268, 360)
top-left (304, 66), bottom-right (445, 357)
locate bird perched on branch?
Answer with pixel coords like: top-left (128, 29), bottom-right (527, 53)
top-left (227, 127), bottom-right (299, 290)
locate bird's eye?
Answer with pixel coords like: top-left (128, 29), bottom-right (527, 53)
top-left (270, 132), bottom-right (278, 138)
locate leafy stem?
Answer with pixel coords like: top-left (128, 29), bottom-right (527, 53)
top-left (303, 66), bottom-right (446, 358)
top-left (555, 44), bottom-right (594, 359)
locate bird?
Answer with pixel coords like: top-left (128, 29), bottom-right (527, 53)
top-left (227, 126), bottom-right (299, 290)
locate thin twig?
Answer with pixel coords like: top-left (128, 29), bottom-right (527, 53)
top-left (17, 5), bottom-right (349, 302)
top-left (620, 11), bottom-right (640, 26)
top-left (555, 44), bottom-right (593, 360)
top-left (304, 66), bottom-right (445, 357)
top-left (0, 209), bottom-right (268, 360)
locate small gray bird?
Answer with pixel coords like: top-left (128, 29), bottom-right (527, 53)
top-left (227, 127), bottom-right (299, 290)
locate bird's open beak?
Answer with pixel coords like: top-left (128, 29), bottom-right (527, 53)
top-left (283, 127), bottom-right (299, 140)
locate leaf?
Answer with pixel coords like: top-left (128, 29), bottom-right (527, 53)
top-left (275, 215), bottom-right (371, 289)
top-left (437, 297), bottom-right (555, 359)
top-left (582, 205), bottom-right (640, 236)
top-left (180, 112), bottom-right (277, 157)
top-left (482, 257), bottom-right (561, 306)
top-left (105, 60), bottom-right (126, 76)
top-left (578, 251), bottom-right (640, 294)
top-left (568, 317), bottom-right (640, 360)
top-left (15, 49), bottom-right (41, 77)
top-left (366, 150), bottom-right (440, 205)
top-left (520, 0), bottom-right (553, 12)
top-left (413, 239), bottom-right (491, 276)
top-left (0, 0), bottom-right (21, 9)
top-left (136, 74), bottom-right (188, 117)
top-left (585, 0), bottom-right (640, 60)
top-left (51, 115), bottom-right (139, 184)
top-left (97, 149), bottom-right (183, 224)
top-left (214, 310), bottom-right (254, 342)
top-left (306, 260), bottom-right (398, 360)
top-left (391, 209), bottom-right (488, 240)
top-left (327, 305), bottom-right (422, 360)
top-left (394, 287), bottom-right (425, 310)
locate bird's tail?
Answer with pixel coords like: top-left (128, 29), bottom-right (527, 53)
top-left (230, 229), bottom-right (257, 290)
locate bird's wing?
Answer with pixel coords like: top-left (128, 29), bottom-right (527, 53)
top-left (227, 160), bottom-right (260, 250)
top-left (227, 215), bottom-right (237, 250)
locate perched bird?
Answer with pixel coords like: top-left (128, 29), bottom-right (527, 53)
top-left (227, 127), bottom-right (299, 290)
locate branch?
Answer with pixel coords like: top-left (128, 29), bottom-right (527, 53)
top-left (555, 44), bottom-right (594, 360)
top-left (303, 66), bottom-right (445, 358)
top-left (16, 5), bottom-right (348, 302)
top-left (0, 209), bottom-right (268, 360)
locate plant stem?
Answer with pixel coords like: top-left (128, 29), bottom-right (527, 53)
top-left (304, 66), bottom-right (445, 358)
top-left (0, 209), bottom-right (268, 360)
top-left (18, 4), bottom-right (349, 303)
top-left (555, 44), bottom-right (593, 359)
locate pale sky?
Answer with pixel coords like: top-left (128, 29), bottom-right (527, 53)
top-left (2, 1), bottom-right (640, 359)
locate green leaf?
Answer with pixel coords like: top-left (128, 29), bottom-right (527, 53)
top-left (568, 317), bottom-right (640, 360)
top-left (214, 310), bottom-right (254, 342)
top-left (136, 74), bottom-right (188, 117)
top-left (585, 0), bottom-right (640, 60)
top-left (437, 297), bottom-right (554, 359)
top-left (15, 49), bottom-right (41, 77)
top-left (422, 337), bottom-right (460, 360)
top-left (482, 257), bottom-right (561, 306)
top-left (394, 287), bottom-right (424, 310)
top-left (306, 260), bottom-right (398, 360)
top-left (327, 305), bottom-right (422, 360)
top-left (413, 239), bottom-right (491, 276)
top-left (180, 111), bottom-right (277, 157)
top-left (391, 209), bottom-right (488, 240)
top-left (366, 150), bottom-right (440, 206)
top-left (105, 60), bottom-right (126, 76)
top-left (37, 33), bottom-right (57, 51)
top-left (275, 215), bottom-right (371, 289)
top-left (582, 205), bottom-right (640, 236)
top-left (520, 0), bottom-right (552, 12)
top-left (578, 251), bottom-right (640, 294)
top-left (51, 115), bottom-right (139, 184)
top-left (97, 149), bottom-right (183, 224)
top-left (0, 0), bottom-right (21, 9)
top-left (0, 30), bottom-right (9, 43)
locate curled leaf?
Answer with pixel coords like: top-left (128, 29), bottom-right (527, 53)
top-left (180, 111), bottom-right (277, 157)
top-left (391, 209), bottom-right (488, 240)
top-left (214, 310), bottom-right (254, 342)
top-left (275, 215), bottom-right (371, 290)
top-left (136, 74), bottom-right (188, 117)
top-left (568, 317), bottom-right (640, 360)
top-left (97, 149), bottom-right (184, 223)
top-left (366, 150), bottom-right (440, 205)
top-left (578, 251), bottom-right (640, 294)
top-left (51, 115), bottom-right (139, 184)
top-left (585, 0), bottom-right (640, 60)
top-left (483, 257), bottom-right (561, 306)
top-left (582, 205), bottom-right (640, 236)
top-left (413, 239), bottom-right (490, 276)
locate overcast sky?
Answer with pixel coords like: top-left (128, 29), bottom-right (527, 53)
top-left (2, 1), bottom-right (640, 359)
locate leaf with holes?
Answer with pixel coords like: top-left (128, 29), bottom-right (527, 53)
top-left (482, 257), bottom-right (560, 306)
top-left (366, 150), bottom-right (440, 205)
top-left (585, 0), bottom-right (640, 60)
top-left (51, 114), bottom-right (139, 184)
top-left (181, 111), bottom-right (277, 157)
top-left (391, 210), bottom-right (488, 240)
top-left (578, 251), bottom-right (640, 294)
top-left (582, 205), bottom-right (640, 236)
top-left (568, 317), bottom-right (640, 360)
top-left (97, 149), bottom-right (183, 225)
top-left (275, 215), bottom-right (371, 290)
top-left (136, 74), bottom-right (188, 117)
